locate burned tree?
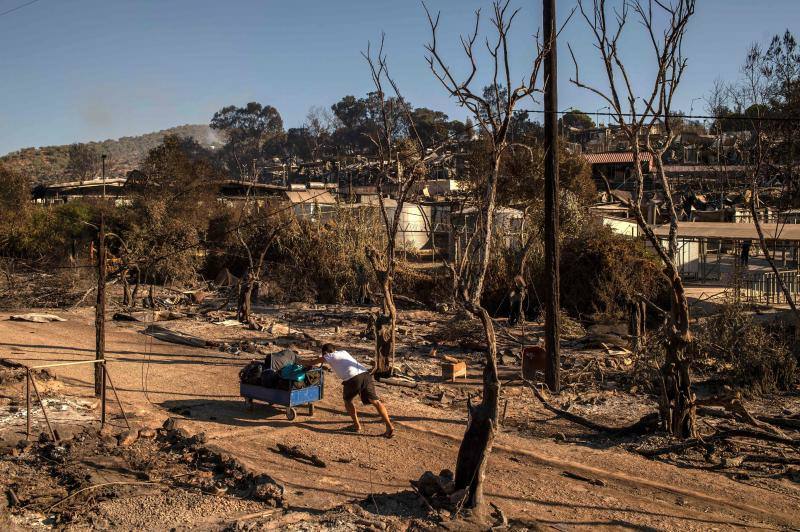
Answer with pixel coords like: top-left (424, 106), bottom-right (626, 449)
top-left (570, 0), bottom-right (697, 437)
top-left (211, 102), bottom-right (285, 183)
top-left (425, 0), bottom-right (547, 512)
top-left (66, 143), bottom-right (99, 184)
top-left (210, 104), bottom-right (289, 322)
top-left (733, 39), bottom-right (800, 337)
top-left (234, 195), bottom-right (287, 324)
top-left (362, 38), bottom-right (433, 377)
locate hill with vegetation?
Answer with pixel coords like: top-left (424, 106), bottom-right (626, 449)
top-left (0, 124), bottom-right (220, 184)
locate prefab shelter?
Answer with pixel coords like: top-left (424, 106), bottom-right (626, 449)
top-left (283, 189), bottom-right (337, 219)
top-left (449, 206), bottom-right (524, 262)
top-left (359, 196), bottom-right (433, 251)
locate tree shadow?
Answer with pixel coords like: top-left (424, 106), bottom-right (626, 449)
top-left (158, 398), bottom-right (466, 432)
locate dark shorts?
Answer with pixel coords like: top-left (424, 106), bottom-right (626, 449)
top-left (342, 372), bottom-right (379, 405)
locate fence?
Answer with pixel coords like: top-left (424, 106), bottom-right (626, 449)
top-left (25, 359), bottom-right (129, 442)
top-left (741, 270), bottom-right (800, 305)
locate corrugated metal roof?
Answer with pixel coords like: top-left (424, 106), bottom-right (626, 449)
top-left (584, 152), bottom-right (653, 164)
top-left (652, 222), bottom-right (800, 241)
top-left (662, 164), bottom-right (750, 173)
top-left (283, 190), bottom-right (336, 204)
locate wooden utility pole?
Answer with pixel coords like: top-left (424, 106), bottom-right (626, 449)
top-left (543, 0), bottom-right (561, 392)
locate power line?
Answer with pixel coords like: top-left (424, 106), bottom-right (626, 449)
top-left (0, 0), bottom-right (42, 18)
top-left (516, 108), bottom-right (800, 123)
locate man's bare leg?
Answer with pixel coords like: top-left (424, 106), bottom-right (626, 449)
top-left (371, 400), bottom-right (394, 438)
top-left (344, 399), bottom-right (361, 432)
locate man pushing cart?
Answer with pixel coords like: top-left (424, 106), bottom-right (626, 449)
top-left (306, 343), bottom-right (395, 438)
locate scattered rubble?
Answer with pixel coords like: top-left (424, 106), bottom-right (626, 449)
top-left (9, 313), bottom-right (66, 323)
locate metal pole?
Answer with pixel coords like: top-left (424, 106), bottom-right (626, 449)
top-left (101, 154), bottom-right (107, 199)
top-left (543, 0), bottom-right (561, 393)
top-left (95, 215), bottom-right (106, 397)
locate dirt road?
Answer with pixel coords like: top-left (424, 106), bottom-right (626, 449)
top-left (1, 308), bottom-right (798, 530)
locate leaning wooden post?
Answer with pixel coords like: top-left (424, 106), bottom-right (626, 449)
top-left (543, 0), bottom-right (561, 392)
top-left (94, 213), bottom-right (106, 398)
top-left (25, 371), bottom-right (31, 440)
top-left (100, 361), bottom-right (107, 427)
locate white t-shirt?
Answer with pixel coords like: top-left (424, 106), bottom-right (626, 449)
top-left (323, 350), bottom-right (368, 381)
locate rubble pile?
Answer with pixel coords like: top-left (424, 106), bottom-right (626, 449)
top-left (0, 421), bottom-right (284, 529)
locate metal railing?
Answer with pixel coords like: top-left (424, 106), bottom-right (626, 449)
top-left (741, 270), bottom-right (800, 305)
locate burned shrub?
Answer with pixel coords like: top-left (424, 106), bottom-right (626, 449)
top-left (393, 263), bottom-right (451, 309)
top-left (123, 136), bottom-right (221, 285)
top-left (481, 220), bottom-right (666, 322)
top-left (695, 302), bottom-right (797, 394)
top-left (280, 208), bottom-right (381, 303)
top-left (261, 207), bottom-right (382, 304)
top-left (558, 223), bottom-right (667, 321)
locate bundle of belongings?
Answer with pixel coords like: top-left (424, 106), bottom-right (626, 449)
top-left (239, 349), bottom-right (321, 391)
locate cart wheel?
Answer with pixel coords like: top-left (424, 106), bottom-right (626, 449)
top-left (286, 407), bottom-right (297, 421)
top-left (308, 403), bottom-right (315, 416)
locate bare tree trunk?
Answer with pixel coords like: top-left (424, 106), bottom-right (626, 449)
top-left (569, 0), bottom-right (697, 437)
top-left (628, 299), bottom-right (643, 352)
top-left (660, 268), bottom-right (695, 438)
top-left (424, 1), bottom-right (547, 514)
top-left (650, 150), bottom-right (696, 438)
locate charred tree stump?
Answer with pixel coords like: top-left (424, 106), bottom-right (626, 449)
top-left (122, 268), bottom-right (131, 307)
top-left (372, 314), bottom-right (394, 378)
top-left (452, 306), bottom-right (500, 513)
top-left (237, 269), bottom-right (253, 324)
top-left (366, 248), bottom-right (397, 378)
top-left (660, 349), bottom-right (696, 438)
top-left (628, 300), bottom-right (644, 352)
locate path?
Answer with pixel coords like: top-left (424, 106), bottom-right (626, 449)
top-left (0, 309), bottom-right (798, 530)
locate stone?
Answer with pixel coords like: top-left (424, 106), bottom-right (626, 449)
top-left (117, 430), bottom-right (138, 447)
top-left (60, 425), bottom-right (88, 442)
top-left (252, 473), bottom-right (284, 505)
top-left (190, 432), bottom-right (207, 444)
top-left (162, 417), bottom-right (191, 433)
top-left (138, 428), bottom-right (157, 439)
top-left (265, 321), bottom-right (290, 336)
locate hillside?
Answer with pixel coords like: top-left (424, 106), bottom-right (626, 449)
top-left (0, 124), bottom-right (220, 184)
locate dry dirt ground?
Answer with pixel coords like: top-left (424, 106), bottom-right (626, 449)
top-left (0, 305), bottom-right (798, 531)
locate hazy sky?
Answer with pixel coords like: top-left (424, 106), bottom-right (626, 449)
top-left (1, 0), bottom-right (798, 155)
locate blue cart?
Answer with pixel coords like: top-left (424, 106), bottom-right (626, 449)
top-left (240, 368), bottom-right (325, 421)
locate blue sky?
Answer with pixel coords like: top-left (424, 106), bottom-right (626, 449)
top-left (1, 0), bottom-right (798, 155)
